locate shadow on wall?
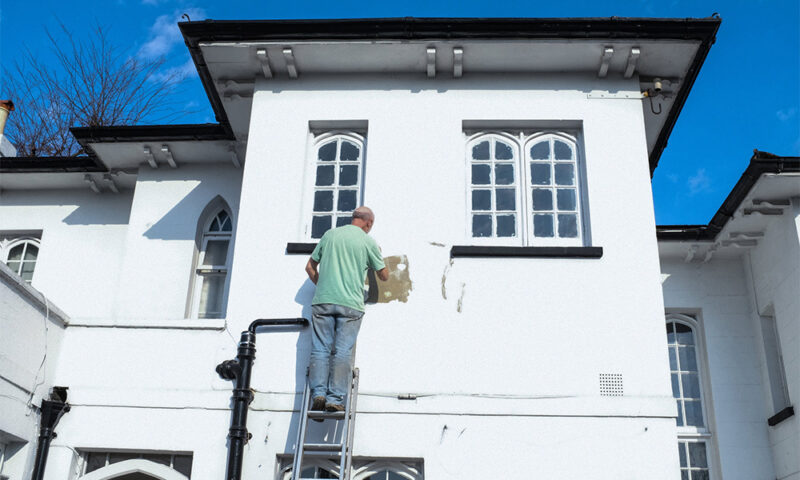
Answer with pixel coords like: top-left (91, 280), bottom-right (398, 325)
top-left (142, 183), bottom-right (234, 240)
top-left (0, 189), bottom-right (134, 225)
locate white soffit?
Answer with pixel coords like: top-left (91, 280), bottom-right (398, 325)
top-left (89, 140), bottom-right (240, 170)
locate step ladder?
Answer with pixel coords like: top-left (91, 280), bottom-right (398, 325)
top-left (291, 367), bottom-right (360, 480)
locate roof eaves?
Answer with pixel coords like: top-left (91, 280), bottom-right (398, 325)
top-left (0, 155), bottom-right (107, 173)
top-left (656, 151), bottom-right (800, 241)
top-left (70, 123), bottom-right (232, 147)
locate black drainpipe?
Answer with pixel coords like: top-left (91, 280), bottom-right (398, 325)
top-left (216, 318), bottom-right (307, 480)
top-left (31, 386), bottom-right (70, 480)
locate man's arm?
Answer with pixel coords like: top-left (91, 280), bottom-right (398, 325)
top-left (305, 258), bottom-right (320, 284)
top-left (376, 266), bottom-right (389, 282)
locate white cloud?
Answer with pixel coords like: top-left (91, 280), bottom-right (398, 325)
top-left (776, 107), bottom-right (797, 122)
top-left (138, 8), bottom-right (204, 59)
top-left (151, 58), bottom-right (198, 84)
top-left (687, 168), bottom-right (711, 196)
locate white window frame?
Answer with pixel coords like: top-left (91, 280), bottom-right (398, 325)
top-left (759, 311), bottom-right (792, 415)
top-left (303, 131), bottom-right (367, 240)
top-left (189, 208), bottom-right (233, 319)
top-left (464, 130), bottom-right (587, 246)
top-left (667, 313), bottom-right (718, 480)
top-left (1, 234), bottom-right (41, 284)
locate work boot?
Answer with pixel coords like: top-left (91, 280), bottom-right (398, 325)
top-left (311, 396), bottom-right (327, 411)
top-left (325, 403), bottom-right (345, 412)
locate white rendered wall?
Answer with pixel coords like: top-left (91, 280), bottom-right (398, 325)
top-left (745, 199), bottom-right (800, 480)
top-left (660, 255), bottom-right (778, 480)
top-left (0, 265), bottom-right (67, 479)
top-left (224, 73), bottom-right (677, 478)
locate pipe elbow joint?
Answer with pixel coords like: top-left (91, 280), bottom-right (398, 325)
top-left (216, 359), bottom-right (241, 380)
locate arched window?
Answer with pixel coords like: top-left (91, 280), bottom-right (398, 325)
top-left (189, 202), bottom-right (234, 319)
top-left (309, 133), bottom-right (365, 239)
top-left (3, 237), bottom-right (40, 283)
top-left (666, 314), bottom-right (715, 480)
top-left (467, 134), bottom-right (520, 239)
top-left (278, 459), bottom-right (423, 480)
top-left (465, 130), bottom-right (586, 246)
top-left (79, 454), bottom-right (192, 479)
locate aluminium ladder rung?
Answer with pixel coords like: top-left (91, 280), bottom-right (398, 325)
top-left (307, 411), bottom-right (346, 420)
top-left (303, 442), bottom-right (344, 452)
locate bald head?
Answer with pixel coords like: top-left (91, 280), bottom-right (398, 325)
top-left (351, 206), bottom-right (375, 233)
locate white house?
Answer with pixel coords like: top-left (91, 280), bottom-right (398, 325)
top-left (0, 16), bottom-right (797, 480)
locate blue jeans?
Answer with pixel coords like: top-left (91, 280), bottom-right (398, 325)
top-left (309, 303), bottom-right (364, 405)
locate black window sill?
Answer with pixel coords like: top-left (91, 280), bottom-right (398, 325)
top-left (767, 406), bottom-right (794, 427)
top-left (450, 245), bottom-right (603, 258)
top-left (287, 242), bottom-right (317, 254)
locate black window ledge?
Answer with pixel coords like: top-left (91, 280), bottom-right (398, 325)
top-left (450, 245), bottom-right (603, 258)
top-left (767, 406), bottom-right (794, 427)
top-left (287, 242), bottom-right (317, 254)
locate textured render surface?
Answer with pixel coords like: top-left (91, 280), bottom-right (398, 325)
top-left (661, 256), bottom-right (778, 480)
top-left (746, 200), bottom-right (800, 480)
top-left (0, 265), bottom-right (66, 479)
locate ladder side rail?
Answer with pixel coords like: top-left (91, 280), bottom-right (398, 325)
top-left (343, 368), bottom-right (360, 480)
top-left (291, 369), bottom-right (313, 480)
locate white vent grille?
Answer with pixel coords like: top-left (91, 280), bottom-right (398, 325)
top-left (599, 373), bottom-right (624, 396)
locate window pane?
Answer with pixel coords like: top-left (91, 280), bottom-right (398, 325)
top-left (679, 346), bottom-right (697, 371)
top-left (85, 453), bottom-right (107, 473)
top-left (220, 215), bottom-right (232, 231)
top-left (340, 141), bottom-right (360, 161)
top-left (472, 190), bottom-right (491, 211)
top-left (318, 142), bottom-right (336, 161)
top-left (684, 400), bottom-right (704, 427)
top-left (20, 262), bottom-right (35, 282)
top-left (554, 140), bottom-right (572, 159)
top-left (681, 471), bottom-right (690, 480)
top-left (147, 454), bottom-right (171, 466)
top-left (530, 163), bottom-right (551, 185)
top-left (7, 244), bottom-right (24, 261)
top-left (676, 399), bottom-right (684, 426)
top-left (339, 165), bottom-right (359, 186)
top-left (667, 323), bottom-right (676, 344)
top-left (202, 240), bottom-right (229, 266)
top-left (675, 323), bottom-right (694, 345)
top-left (671, 373), bottom-right (680, 397)
top-left (669, 346), bottom-right (677, 370)
top-left (472, 215), bottom-right (492, 237)
top-left (530, 141), bottom-right (549, 160)
top-left (209, 217), bottom-right (220, 232)
top-left (311, 216), bottom-right (332, 239)
top-left (554, 163), bottom-right (575, 185)
top-left (495, 189), bottom-right (516, 211)
top-left (557, 214), bottom-right (578, 238)
top-left (6, 261), bottom-right (21, 275)
top-left (313, 191), bottom-right (334, 212)
top-left (693, 471), bottom-right (710, 480)
top-left (173, 456), bottom-right (193, 477)
top-left (495, 141), bottom-right (513, 160)
top-left (199, 275), bottom-right (225, 318)
top-left (472, 141), bottom-right (490, 160)
top-left (678, 442), bottom-right (687, 467)
top-left (23, 244), bottom-right (38, 261)
top-left (337, 190), bottom-right (357, 212)
top-left (495, 164), bottom-right (515, 185)
top-left (109, 452), bottom-right (139, 463)
top-left (316, 165), bottom-right (335, 186)
top-left (532, 189), bottom-right (553, 211)
top-left (336, 216), bottom-right (351, 227)
top-left (533, 214), bottom-right (554, 237)
top-left (689, 442), bottom-right (708, 468)
top-left (472, 164), bottom-right (490, 185)
top-left (556, 189), bottom-right (577, 211)
top-left (682, 372), bottom-right (701, 398)
top-left (496, 215), bottom-right (515, 237)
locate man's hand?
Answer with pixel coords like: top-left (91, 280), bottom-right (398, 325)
top-left (376, 266), bottom-right (389, 282)
top-left (305, 258), bottom-right (319, 285)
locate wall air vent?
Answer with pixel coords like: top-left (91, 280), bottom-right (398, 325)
top-left (599, 373), bottom-right (624, 396)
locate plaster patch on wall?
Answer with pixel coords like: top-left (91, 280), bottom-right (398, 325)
top-left (456, 283), bottom-right (466, 313)
top-left (367, 255), bottom-right (412, 304)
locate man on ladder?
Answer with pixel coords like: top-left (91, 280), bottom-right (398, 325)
top-left (304, 206), bottom-right (389, 412)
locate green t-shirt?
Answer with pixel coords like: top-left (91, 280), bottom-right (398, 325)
top-left (311, 225), bottom-right (386, 312)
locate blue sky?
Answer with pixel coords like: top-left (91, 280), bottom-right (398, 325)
top-left (1, 0), bottom-right (798, 225)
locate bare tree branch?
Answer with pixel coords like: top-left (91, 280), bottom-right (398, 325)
top-left (2, 22), bottom-right (194, 156)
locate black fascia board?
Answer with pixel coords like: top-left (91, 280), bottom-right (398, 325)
top-left (0, 156), bottom-right (107, 173)
top-left (179, 17), bottom-right (721, 173)
top-left (70, 123), bottom-right (232, 146)
top-left (656, 152), bottom-right (800, 241)
top-left (450, 245), bottom-right (603, 258)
